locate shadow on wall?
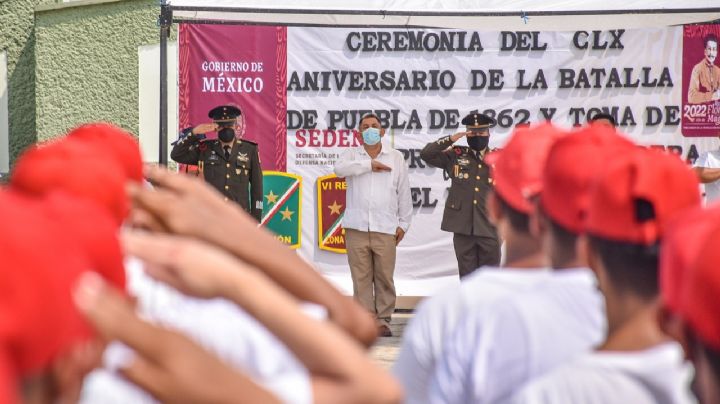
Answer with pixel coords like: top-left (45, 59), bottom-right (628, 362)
top-left (8, 26), bottom-right (37, 166)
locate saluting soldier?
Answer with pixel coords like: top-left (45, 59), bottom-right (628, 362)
top-left (420, 112), bottom-right (500, 277)
top-left (171, 104), bottom-right (263, 221)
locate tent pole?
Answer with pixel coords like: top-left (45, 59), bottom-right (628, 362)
top-left (158, 3), bottom-right (172, 166)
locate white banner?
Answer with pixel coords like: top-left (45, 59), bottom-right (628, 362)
top-left (284, 26), bottom-right (717, 296)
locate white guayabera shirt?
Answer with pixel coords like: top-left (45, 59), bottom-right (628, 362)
top-left (334, 142), bottom-right (412, 235)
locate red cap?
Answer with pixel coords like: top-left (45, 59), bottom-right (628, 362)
top-left (660, 205), bottom-right (720, 314)
top-left (681, 218), bottom-right (720, 351)
top-left (540, 125), bottom-right (636, 233)
top-left (10, 139), bottom-right (128, 224)
top-left (67, 123), bottom-right (143, 182)
top-left (586, 148), bottom-right (701, 244)
top-left (0, 190), bottom-right (92, 377)
top-left (0, 186), bottom-right (125, 291)
top-left (488, 122), bottom-right (567, 213)
top-left (41, 191), bottom-right (126, 291)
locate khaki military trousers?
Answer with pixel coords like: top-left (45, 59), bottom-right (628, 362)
top-left (345, 228), bottom-right (397, 326)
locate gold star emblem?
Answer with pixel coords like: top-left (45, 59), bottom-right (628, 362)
top-left (265, 190), bottom-right (279, 204)
top-left (280, 206), bottom-right (295, 221)
top-left (328, 200), bottom-right (343, 215)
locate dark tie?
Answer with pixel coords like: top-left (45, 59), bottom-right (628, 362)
top-left (224, 145), bottom-right (231, 160)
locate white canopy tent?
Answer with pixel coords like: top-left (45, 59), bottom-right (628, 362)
top-left (157, 0), bottom-right (720, 163)
top-left (168, 1), bottom-right (720, 31)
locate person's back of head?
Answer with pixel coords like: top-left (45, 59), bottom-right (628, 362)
top-left (676, 216), bottom-right (720, 404)
top-left (658, 205), bottom-right (720, 343)
top-left (0, 190), bottom-right (99, 404)
top-left (585, 148), bottom-right (700, 301)
top-left (539, 125), bottom-right (636, 268)
top-left (41, 191), bottom-right (126, 291)
top-left (486, 122), bottom-right (567, 248)
top-left (67, 122), bottom-right (143, 183)
top-left (10, 137), bottom-right (128, 224)
top-left (587, 112), bottom-right (616, 128)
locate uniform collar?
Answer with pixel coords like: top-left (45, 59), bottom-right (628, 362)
top-left (471, 148), bottom-right (487, 159)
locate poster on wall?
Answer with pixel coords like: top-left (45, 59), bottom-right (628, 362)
top-left (681, 24), bottom-right (720, 137)
top-left (179, 23), bottom-right (720, 296)
top-left (261, 171), bottom-right (302, 249)
top-left (317, 174), bottom-right (348, 253)
top-left (178, 24), bottom-right (287, 171)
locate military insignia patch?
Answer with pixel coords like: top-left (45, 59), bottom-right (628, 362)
top-left (236, 169), bottom-right (241, 175)
top-left (237, 153), bottom-right (249, 163)
top-left (317, 174), bottom-right (347, 253)
top-left (458, 158), bottom-right (470, 166)
top-left (260, 171), bottom-right (302, 249)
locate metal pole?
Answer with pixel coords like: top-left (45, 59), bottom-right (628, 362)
top-left (158, 3), bottom-right (172, 165)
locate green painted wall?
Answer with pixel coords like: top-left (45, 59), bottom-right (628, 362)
top-left (0, 0), bottom-right (50, 163)
top-left (34, 0), bottom-right (162, 143)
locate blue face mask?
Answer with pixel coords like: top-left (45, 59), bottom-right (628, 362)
top-left (362, 127), bottom-right (382, 146)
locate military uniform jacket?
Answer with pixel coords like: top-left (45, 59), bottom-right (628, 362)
top-left (420, 135), bottom-right (497, 238)
top-left (171, 132), bottom-right (263, 221)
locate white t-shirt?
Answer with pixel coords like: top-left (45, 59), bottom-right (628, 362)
top-left (80, 257), bottom-right (314, 404)
top-left (510, 342), bottom-right (694, 404)
top-left (429, 268), bottom-right (607, 404)
top-left (694, 150), bottom-right (720, 204)
top-left (393, 267), bottom-right (551, 404)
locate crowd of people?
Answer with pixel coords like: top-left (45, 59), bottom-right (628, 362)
top-left (1, 118), bottom-right (720, 404)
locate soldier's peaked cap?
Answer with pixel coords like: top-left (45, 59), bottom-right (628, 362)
top-left (461, 112), bottom-right (496, 128)
top-left (208, 105), bottom-right (242, 121)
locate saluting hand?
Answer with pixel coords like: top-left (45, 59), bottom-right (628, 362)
top-left (450, 131), bottom-right (471, 142)
top-left (121, 230), bottom-right (250, 299)
top-left (73, 272), bottom-right (279, 404)
top-left (128, 165), bottom-right (245, 238)
top-left (191, 123), bottom-right (218, 135)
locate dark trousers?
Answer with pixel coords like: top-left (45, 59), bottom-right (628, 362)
top-left (453, 233), bottom-right (501, 277)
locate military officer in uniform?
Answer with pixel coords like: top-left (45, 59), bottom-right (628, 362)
top-left (420, 112), bottom-right (500, 277)
top-left (171, 104), bottom-right (263, 222)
